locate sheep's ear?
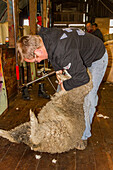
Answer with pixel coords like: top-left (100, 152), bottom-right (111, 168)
top-left (30, 109), bottom-right (38, 128)
top-left (30, 109), bottom-right (39, 144)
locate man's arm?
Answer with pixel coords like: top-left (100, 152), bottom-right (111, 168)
top-left (56, 70), bottom-right (65, 91)
top-left (62, 49), bottom-right (90, 91)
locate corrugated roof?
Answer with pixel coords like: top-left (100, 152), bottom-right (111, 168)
top-left (0, 0), bottom-right (7, 22)
top-left (0, 0), bottom-right (29, 23)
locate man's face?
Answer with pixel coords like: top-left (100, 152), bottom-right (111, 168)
top-left (86, 23), bottom-right (92, 32)
top-left (24, 54), bottom-right (42, 63)
top-left (24, 46), bottom-right (48, 63)
top-left (92, 25), bottom-right (96, 31)
top-left (34, 52), bottom-right (43, 63)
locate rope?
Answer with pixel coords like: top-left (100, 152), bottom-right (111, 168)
top-left (47, 77), bottom-right (57, 91)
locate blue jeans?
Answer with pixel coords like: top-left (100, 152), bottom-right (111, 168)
top-left (82, 50), bottom-right (108, 140)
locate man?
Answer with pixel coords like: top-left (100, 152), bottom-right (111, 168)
top-left (86, 22), bottom-right (93, 33)
top-left (17, 27), bottom-right (108, 149)
top-left (92, 23), bottom-right (104, 42)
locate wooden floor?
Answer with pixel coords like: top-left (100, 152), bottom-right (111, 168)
top-left (0, 76), bottom-right (113, 170)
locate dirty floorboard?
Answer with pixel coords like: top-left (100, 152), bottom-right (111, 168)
top-left (0, 76), bottom-right (113, 170)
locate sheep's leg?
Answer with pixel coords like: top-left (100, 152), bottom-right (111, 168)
top-left (0, 129), bottom-right (16, 143)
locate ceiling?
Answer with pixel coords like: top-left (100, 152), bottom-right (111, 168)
top-left (0, 0), bottom-right (113, 23)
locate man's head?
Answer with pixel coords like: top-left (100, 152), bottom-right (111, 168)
top-left (17, 35), bottom-right (48, 63)
top-left (92, 23), bottom-right (98, 31)
top-left (86, 23), bottom-right (92, 33)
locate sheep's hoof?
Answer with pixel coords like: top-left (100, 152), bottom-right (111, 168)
top-left (75, 140), bottom-right (87, 150)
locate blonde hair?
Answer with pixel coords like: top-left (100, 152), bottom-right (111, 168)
top-left (17, 35), bottom-right (42, 62)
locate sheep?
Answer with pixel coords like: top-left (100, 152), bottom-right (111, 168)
top-left (0, 70), bottom-right (92, 153)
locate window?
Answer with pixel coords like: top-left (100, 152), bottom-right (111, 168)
top-left (86, 4), bottom-right (88, 13)
top-left (109, 19), bottom-right (113, 34)
top-left (86, 16), bottom-right (88, 21)
top-left (23, 19), bottom-right (29, 26)
top-left (83, 13), bottom-right (85, 23)
top-left (68, 24), bottom-right (85, 27)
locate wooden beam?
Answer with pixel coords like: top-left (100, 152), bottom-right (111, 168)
top-left (43, 0), bottom-right (48, 67)
top-left (15, 0), bottom-right (19, 41)
top-left (43, 0), bottom-right (47, 27)
top-left (7, 0), bottom-right (15, 47)
top-left (7, 0), bottom-right (19, 48)
top-left (29, 0), bottom-right (37, 35)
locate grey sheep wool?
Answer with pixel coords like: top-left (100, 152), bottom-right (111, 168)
top-left (0, 71), bottom-right (92, 153)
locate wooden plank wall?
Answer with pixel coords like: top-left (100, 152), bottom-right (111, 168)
top-left (0, 46), bottom-right (17, 99)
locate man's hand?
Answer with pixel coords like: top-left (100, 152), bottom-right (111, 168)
top-left (56, 70), bottom-right (65, 91)
top-left (56, 70), bottom-right (62, 81)
top-left (56, 70), bottom-right (63, 74)
top-left (59, 81), bottom-right (65, 91)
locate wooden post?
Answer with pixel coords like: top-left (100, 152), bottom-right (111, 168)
top-left (43, 0), bottom-right (48, 67)
top-left (7, 0), bottom-right (15, 47)
top-left (7, 0), bottom-right (19, 47)
top-left (29, 0), bottom-right (37, 81)
top-left (15, 0), bottom-right (19, 41)
top-left (43, 0), bottom-right (47, 27)
top-left (29, 0), bottom-right (37, 35)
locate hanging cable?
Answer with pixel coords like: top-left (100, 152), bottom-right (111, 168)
top-left (99, 0), bottom-right (113, 14)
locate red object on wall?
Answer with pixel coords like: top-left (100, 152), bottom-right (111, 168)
top-left (16, 65), bottom-right (19, 80)
top-left (28, 16), bottom-right (30, 25)
top-left (37, 16), bottom-right (42, 26)
top-left (28, 16), bottom-right (42, 26)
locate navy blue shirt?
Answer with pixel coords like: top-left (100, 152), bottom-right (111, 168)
top-left (38, 27), bottom-right (105, 91)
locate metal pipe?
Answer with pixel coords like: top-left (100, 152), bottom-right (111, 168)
top-left (12, 0), bottom-right (20, 91)
top-left (12, 0), bottom-right (18, 65)
top-left (47, 77), bottom-right (57, 91)
top-left (21, 71), bottom-right (55, 88)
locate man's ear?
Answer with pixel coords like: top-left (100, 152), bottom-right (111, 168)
top-left (34, 48), bottom-right (42, 55)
